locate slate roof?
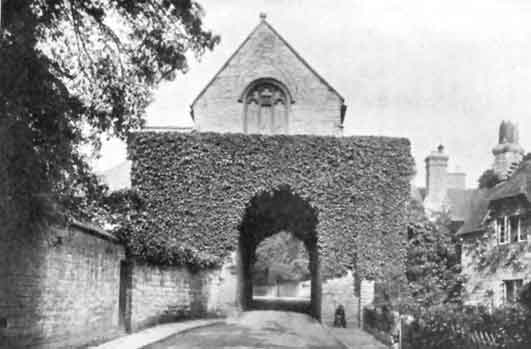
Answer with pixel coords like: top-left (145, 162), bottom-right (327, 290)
top-left (191, 17), bottom-right (345, 108)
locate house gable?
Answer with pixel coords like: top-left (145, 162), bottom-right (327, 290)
top-left (191, 16), bottom-right (346, 136)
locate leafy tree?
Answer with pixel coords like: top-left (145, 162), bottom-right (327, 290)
top-left (403, 199), bottom-right (464, 309)
top-left (252, 231), bottom-right (310, 286)
top-left (478, 169), bottom-right (501, 189)
top-left (1, 0), bottom-right (219, 229)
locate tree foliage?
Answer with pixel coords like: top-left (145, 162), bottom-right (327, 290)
top-left (478, 169), bottom-right (501, 189)
top-left (1, 0), bottom-right (219, 228)
top-left (403, 199), bottom-right (464, 309)
top-left (252, 231), bottom-right (310, 285)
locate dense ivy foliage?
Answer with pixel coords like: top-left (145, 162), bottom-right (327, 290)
top-left (103, 189), bottom-right (220, 269)
top-left (128, 131), bottom-right (414, 279)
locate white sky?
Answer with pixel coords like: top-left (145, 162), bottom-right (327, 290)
top-left (95, 0), bottom-right (531, 188)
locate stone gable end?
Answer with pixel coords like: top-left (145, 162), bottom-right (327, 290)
top-left (192, 20), bottom-right (345, 136)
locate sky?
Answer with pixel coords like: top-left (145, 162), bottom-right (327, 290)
top-left (95, 0), bottom-right (531, 188)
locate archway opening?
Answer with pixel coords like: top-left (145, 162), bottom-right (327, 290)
top-left (252, 231), bottom-right (310, 305)
top-left (237, 185), bottom-right (321, 319)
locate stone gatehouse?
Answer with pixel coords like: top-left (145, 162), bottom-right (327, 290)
top-left (126, 14), bottom-right (414, 324)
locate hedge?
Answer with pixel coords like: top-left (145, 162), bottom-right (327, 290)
top-left (128, 131), bottom-right (414, 280)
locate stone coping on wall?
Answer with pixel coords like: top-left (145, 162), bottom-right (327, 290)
top-left (70, 219), bottom-right (121, 244)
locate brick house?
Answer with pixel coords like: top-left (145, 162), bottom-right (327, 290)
top-left (458, 121), bottom-right (531, 307)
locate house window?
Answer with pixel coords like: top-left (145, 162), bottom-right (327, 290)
top-left (496, 217), bottom-right (507, 244)
top-left (496, 216), bottom-right (525, 244)
top-left (503, 279), bottom-right (523, 303)
top-left (509, 216), bottom-right (520, 243)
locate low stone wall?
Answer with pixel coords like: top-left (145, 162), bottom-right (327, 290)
top-left (129, 263), bottom-right (198, 330)
top-left (0, 223), bottom-right (126, 349)
top-left (129, 253), bottom-right (241, 331)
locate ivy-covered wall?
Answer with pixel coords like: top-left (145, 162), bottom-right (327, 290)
top-left (128, 132), bottom-right (414, 282)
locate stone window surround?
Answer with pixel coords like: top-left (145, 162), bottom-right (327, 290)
top-left (239, 78), bottom-right (294, 135)
top-left (495, 215), bottom-right (527, 244)
top-left (502, 278), bottom-right (524, 304)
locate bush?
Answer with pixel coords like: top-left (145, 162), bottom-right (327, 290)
top-left (519, 281), bottom-right (531, 310)
top-left (363, 304), bottom-right (397, 333)
top-left (402, 304), bottom-right (531, 349)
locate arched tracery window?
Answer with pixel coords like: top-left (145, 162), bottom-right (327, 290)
top-left (243, 80), bottom-right (290, 134)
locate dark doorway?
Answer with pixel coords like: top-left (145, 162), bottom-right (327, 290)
top-left (118, 260), bottom-right (128, 329)
top-left (237, 185), bottom-right (321, 319)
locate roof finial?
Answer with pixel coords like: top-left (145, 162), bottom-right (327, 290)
top-left (260, 12), bottom-right (267, 21)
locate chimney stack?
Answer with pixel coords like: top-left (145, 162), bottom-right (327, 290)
top-left (424, 145), bottom-right (449, 213)
top-left (492, 121), bottom-right (524, 180)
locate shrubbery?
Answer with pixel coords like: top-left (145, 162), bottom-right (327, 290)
top-left (402, 304), bottom-right (531, 349)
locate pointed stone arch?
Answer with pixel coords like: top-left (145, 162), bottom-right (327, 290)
top-left (239, 78), bottom-right (293, 135)
top-left (237, 184), bottom-right (322, 319)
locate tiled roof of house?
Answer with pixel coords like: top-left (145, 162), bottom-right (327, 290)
top-left (456, 189), bottom-right (490, 235)
top-left (488, 161), bottom-right (531, 202)
top-left (457, 161), bottom-right (531, 236)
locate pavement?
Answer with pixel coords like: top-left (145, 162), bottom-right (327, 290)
top-left (89, 319), bottom-right (223, 349)
top-left (328, 327), bottom-right (388, 349)
top-left (91, 311), bottom-right (388, 349)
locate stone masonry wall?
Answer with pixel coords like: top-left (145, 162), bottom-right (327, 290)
top-left (129, 263), bottom-right (232, 331)
top-left (0, 224), bottom-right (125, 349)
top-left (192, 20), bottom-right (344, 136)
top-left (129, 263), bottom-right (194, 331)
top-left (321, 271), bottom-right (359, 327)
top-left (462, 222), bottom-right (531, 307)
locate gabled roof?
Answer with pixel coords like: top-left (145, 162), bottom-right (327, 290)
top-left (191, 17), bottom-right (345, 108)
